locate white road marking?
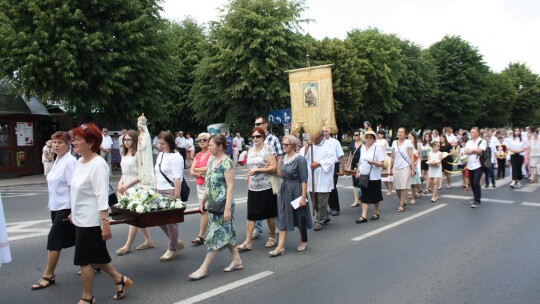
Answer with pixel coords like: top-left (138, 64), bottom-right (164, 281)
top-left (514, 183), bottom-right (540, 192)
top-left (486, 199), bottom-right (514, 204)
top-left (174, 271), bottom-right (274, 304)
top-left (351, 204), bottom-right (447, 242)
top-left (2, 193), bottom-right (42, 198)
top-left (7, 219), bottom-right (51, 241)
top-left (441, 194), bottom-right (473, 200)
top-left (521, 202), bottom-right (540, 207)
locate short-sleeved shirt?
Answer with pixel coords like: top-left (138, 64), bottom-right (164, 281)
top-left (264, 133), bottom-right (283, 156)
top-left (392, 140), bottom-right (413, 170)
top-left (47, 153), bottom-right (77, 211)
top-left (359, 144), bottom-right (385, 180)
top-left (465, 138), bottom-right (486, 170)
top-left (247, 144), bottom-right (275, 191)
top-left (101, 135), bottom-right (113, 150)
top-left (155, 152), bottom-right (184, 191)
top-left (325, 137), bottom-right (344, 163)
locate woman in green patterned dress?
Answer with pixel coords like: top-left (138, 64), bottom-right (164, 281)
top-left (188, 134), bottom-right (242, 280)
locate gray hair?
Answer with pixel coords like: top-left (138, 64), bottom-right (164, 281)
top-left (282, 135), bottom-right (300, 148)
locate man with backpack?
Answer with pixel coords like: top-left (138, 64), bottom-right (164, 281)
top-left (464, 127), bottom-right (487, 208)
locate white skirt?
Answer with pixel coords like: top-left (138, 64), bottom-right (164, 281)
top-left (393, 167), bottom-right (411, 190)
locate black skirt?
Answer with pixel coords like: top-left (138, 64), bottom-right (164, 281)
top-left (247, 188), bottom-right (277, 221)
top-left (74, 226), bottom-right (111, 266)
top-left (361, 180), bottom-right (383, 204)
top-left (47, 209), bottom-right (76, 251)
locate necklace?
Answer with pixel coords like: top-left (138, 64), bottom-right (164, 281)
top-left (283, 153), bottom-right (300, 165)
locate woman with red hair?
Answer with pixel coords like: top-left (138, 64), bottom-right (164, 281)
top-left (70, 123), bottom-right (132, 303)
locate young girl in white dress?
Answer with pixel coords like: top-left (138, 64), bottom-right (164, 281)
top-left (427, 141), bottom-right (443, 202)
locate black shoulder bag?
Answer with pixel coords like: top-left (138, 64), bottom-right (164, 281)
top-left (159, 153), bottom-right (190, 202)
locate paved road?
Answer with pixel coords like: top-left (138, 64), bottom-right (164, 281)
top-left (1, 170), bottom-right (539, 304)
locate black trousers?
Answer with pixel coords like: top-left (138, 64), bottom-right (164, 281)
top-left (469, 167), bottom-right (483, 203)
top-left (179, 148), bottom-right (187, 166)
top-left (511, 154), bottom-right (524, 181)
top-left (329, 163), bottom-right (340, 211)
top-left (497, 158), bottom-right (506, 178)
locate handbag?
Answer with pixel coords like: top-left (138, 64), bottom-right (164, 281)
top-left (158, 153), bottom-right (190, 201)
top-left (108, 185), bottom-right (118, 207)
top-left (271, 175), bottom-right (282, 195)
top-left (206, 198), bottom-right (226, 214)
top-left (358, 146), bottom-right (376, 189)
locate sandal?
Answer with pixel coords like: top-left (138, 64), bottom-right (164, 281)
top-left (113, 276), bottom-right (133, 300)
top-left (79, 296), bottom-right (96, 304)
top-left (265, 238), bottom-right (276, 248)
top-left (397, 206), bottom-right (405, 212)
top-left (191, 236), bottom-right (205, 246)
top-left (355, 217), bottom-right (368, 224)
top-left (237, 242), bottom-right (252, 252)
top-left (370, 213), bottom-right (379, 220)
top-left (31, 275), bottom-right (55, 290)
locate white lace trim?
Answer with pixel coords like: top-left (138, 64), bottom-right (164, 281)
top-left (283, 153), bottom-right (300, 165)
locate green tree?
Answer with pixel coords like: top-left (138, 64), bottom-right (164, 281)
top-left (0, 0), bottom-right (171, 125)
top-left (346, 28), bottom-right (407, 123)
top-left (190, 0), bottom-right (306, 132)
top-left (500, 63), bottom-right (540, 126)
top-left (158, 18), bottom-right (208, 133)
top-left (426, 35), bottom-right (490, 128)
top-left (477, 71), bottom-right (516, 127)
top-left (308, 36), bottom-right (367, 132)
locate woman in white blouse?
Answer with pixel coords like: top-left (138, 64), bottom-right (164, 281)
top-left (70, 123), bottom-right (132, 303)
top-left (31, 132), bottom-right (77, 290)
top-left (508, 127), bottom-right (528, 188)
top-left (185, 132), bottom-right (195, 168)
top-left (390, 127), bottom-right (415, 212)
top-left (115, 130), bottom-right (154, 255)
top-left (155, 131), bottom-right (185, 261)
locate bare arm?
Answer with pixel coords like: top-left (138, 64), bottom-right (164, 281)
top-left (223, 167), bottom-right (235, 222)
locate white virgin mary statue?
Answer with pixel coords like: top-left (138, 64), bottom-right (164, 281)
top-left (137, 114), bottom-right (156, 188)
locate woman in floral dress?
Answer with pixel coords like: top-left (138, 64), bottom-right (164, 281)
top-left (188, 134), bottom-right (242, 280)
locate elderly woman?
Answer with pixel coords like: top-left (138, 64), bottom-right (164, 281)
top-left (188, 134), bottom-right (242, 280)
top-left (390, 127), bottom-right (415, 212)
top-left (115, 130), bottom-right (154, 255)
top-left (71, 123), bottom-right (132, 303)
top-left (271, 135), bottom-right (312, 256)
top-left (31, 132), bottom-right (77, 290)
top-left (189, 132), bottom-right (211, 246)
top-left (155, 131), bottom-right (185, 261)
top-left (237, 127), bottom-right (277, 251)
top-left (355, 130), bottom-right (385, 223)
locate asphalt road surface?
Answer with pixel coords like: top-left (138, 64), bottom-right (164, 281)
top-left (1, 169), bottom-right (539, 304)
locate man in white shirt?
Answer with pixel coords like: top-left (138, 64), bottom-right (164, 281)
top-left (300, 132), bottom-right (337, 231)
top-left (232, 132), bottom-right (244, 167)
top-left (464, 127), bottom-right (487, 208)
top-left (175, 131), bottom-right (187, 168)
top-left (322, 126), bottom-right (345, 216)
top-left (100, 127), bottom-right (113, 173)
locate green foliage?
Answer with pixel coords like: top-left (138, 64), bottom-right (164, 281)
top-left (190, 0), bottom-right (307, 133)
top-left (426, 35), bottom-right (490, 128)
top-left (0, 0), bottom-right (171, 125)
top-left (477, 71), bottom-right (516, 127)
top-left (500, 63), bottom-right (540, 126)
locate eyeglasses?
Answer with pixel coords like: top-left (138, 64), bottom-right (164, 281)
top-left (251, 135), bottom-right (262, 139)
top-left (282, 143), bottom-right (290, 147)
top-left (198, 139), bottom-right (208, 143)
top-left (123, 138), bottom-right (132, 142)
top-left (354, 134), bottom-right (360, 136)
top-left (254, 122), bottom-right (263, 126)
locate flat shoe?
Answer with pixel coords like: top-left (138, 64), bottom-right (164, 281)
top-left (116, 247), bottom-right (131, 256)
top-left (297, 243), bottom-right (307, 252)
top-left (31, 275), bottom-right (55, 290)
top-left (188, 272), bottom-right (207, 281)
top-left (223, 264), bottom-right (244, 272)
top-left (265, 238), bottom-right (276, 248)
top-left (135, 242), bottom-right (154, 250)
top-left (160, 250), bottom-right (177, 262)
top-left (237, 242), bottom-right (252, 252)
top-left (351, 202), bottom-right (360, 207)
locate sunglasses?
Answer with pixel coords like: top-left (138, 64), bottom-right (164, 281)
top-left (254, 122), bottom-right (263, 126)
top-left (198, 139), bottom-right (208, 143)
top-left (251, 135), bottom-right (263, 139)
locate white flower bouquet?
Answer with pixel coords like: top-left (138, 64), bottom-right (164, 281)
top-left (114, 186), bottom-right (186, 213)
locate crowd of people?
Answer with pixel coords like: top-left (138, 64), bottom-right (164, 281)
top-left (34, 113), bottom-right (538, 302)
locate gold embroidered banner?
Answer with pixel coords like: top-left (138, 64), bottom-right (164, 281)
top-left (286, 64), bottom-right (337, 138)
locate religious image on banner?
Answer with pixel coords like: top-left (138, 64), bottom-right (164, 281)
top-left (286, 64), bottom-right (338, 138)
top-left (303, 83), bottom-right (318, 107)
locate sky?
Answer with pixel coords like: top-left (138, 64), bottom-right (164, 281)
top-left (160, 0), bottom-right (540, 73)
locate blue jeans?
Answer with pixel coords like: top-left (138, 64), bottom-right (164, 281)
top-left (484, 163), bottom-right (495, 186)
top-left (255, 220), bottom-right (263, 233)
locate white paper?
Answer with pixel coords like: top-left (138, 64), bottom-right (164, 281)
top-left (290, 196), bottom-right (303, 209)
